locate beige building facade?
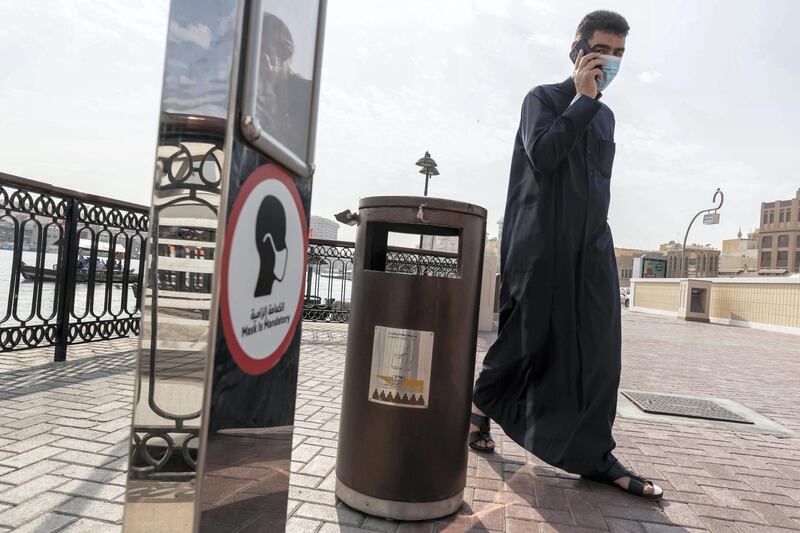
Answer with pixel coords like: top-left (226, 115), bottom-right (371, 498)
top-left (758, 189), bottom-right (800, 275)
top-left (719, 229), bottom-right (759, 277)
top-left (420, 235), bottom-right (459, 253)
top-left (485, 237), bottom-right (499, 258)
top-left (659, 241), bottom-right (720, 278)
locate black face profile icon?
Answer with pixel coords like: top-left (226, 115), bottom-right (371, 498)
top-left (255, 195), bottom-right (288, 297)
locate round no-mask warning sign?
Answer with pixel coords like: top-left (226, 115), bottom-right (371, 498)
top-left (220, 164), bottom-right (307, 375)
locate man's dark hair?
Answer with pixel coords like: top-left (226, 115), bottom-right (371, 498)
top-left (575, 10), bottom-right (630, 41)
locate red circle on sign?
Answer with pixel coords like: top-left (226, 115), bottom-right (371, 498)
top-left (219, 163), bottom-right (308, 376)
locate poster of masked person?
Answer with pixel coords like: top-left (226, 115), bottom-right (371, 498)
top-left (241, 0), bottom-right (323, 178)
top-left (220, 164), bottom-right (307, 376)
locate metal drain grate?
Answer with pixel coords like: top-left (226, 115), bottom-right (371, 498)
top-left (622, 392), bottom-right (753, 424)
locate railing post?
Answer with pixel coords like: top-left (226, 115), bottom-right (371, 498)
top-left (54, 198), bottom-right (79, 362)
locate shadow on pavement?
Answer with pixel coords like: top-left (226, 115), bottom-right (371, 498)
top-left (0, 349), bottom-right (136, 399)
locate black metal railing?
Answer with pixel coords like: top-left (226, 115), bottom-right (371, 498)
top-left (304, 238), bottom-right (459, 323)
top-left (0, 167), bottom-right (460, 363)
top-left (0, 172), bottom-right (148, 359)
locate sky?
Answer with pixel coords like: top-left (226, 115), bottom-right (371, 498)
top-left (1, 0), bottom-right (799, 251)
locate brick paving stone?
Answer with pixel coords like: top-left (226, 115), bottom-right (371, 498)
top-left (0, 474), bottom-right (68, 505)
top-left (51, 437), bottom-right (116, 454)
top-left (0, 459), bottom-right (62, 485)
top-left (286, 516), bottom-right (323, 532)
top-left (701, 486), bottom-right (750, 510)
top-left (0, 432), bottom-right (60, 453)
top-left (289, 486), bottom-right (339, 506)
top-left (0, 445), bottom-right (62, 468)
top-left (12, 512), bottom-right (76, 533)
top-left (294, 443), bottom-right (324, 463)
top-left (605, 518), bottom-right (647, 532)
top-left (295, 502), bottom-right (364, 526)
top-left (300, 454), bottom-right (338, 477)
top-left (0, 492), bottom-right (70, 528)
top-left (58, 517), bottom-right (122, 532)
top-left (697, 516), bottom-right (742, 532)
top-left (52, 449), bottom-right (117, 468)
top-left (55, 479), bottom-right (126, 501)
top-left (538, 523), bottom-right (609, 533)
top-left (56, 497), bottom-right (124, 523)
top-left (53, 464), bottom-right (120, 483)
top-left (291, 472), bottom-right (325, 488)
top-left (318, 471), bottom-right (337, 492)
top-left (361, 516), bottom-right (400, 532)
top-left (689, 503), bottom-right (766, 525)
top-left (743, 500), bottom-right (798, 528)
top-left (599, 505), bottom-right (671, 525)
top-left (317, 524), bottom-right (372, 533)
top-left (396, 522), bottom-right (435, 533)
top-left (505, 504), bottom-right (572, 525)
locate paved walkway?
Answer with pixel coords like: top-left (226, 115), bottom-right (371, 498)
top-left (0, 311), bottom-right (799, 532)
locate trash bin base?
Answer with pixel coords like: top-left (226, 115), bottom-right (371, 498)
top-left (336, 477), bottom-right (463, 521)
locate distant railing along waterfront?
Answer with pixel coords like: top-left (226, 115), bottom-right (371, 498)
top-left (0, 172), bottom-right (148, 359)
top-left (304, 239), bottom-right (459, 323)
top-left (0, 172), bottom-right (460, 358)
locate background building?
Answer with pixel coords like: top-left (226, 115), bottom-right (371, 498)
top-left (485, 237), bottom-right (498, 258)
top-left (662, 244), bottom-right (720, 278)
top-left (719, 229), bottom-right (759, 277)
top-left (497, 217), bottom-right (503, 253)
top-left (614, 248), bottom-right (657, 288)
top-left (758, 189), bottom-right (800, 275)
top-left (420, 235), bottom-right (459, 253)
top-left (310, 215), bottom-right (340, 241)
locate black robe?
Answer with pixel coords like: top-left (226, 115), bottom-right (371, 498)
top-left (473, 77), bottom-right (621, 477)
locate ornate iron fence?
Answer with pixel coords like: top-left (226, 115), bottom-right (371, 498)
top-left (0, 172), bottom-right (147, 359)
top-left (0, 167), bottom-right (460, 364)
top-left (303, 238), bottom-right (459, 323)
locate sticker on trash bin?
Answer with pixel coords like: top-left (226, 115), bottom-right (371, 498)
top-left (368, 326), bottom-right (434, 409)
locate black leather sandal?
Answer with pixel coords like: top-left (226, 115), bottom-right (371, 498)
top-left (584, 462), bottom-right (663, 500)
top-left (468, 412), bottom-right (495, 453)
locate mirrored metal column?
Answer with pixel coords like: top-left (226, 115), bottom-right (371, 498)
top-left (125, 0), bottom-right (326, 531)
top-left (124, 1), bottom-right (241, 531)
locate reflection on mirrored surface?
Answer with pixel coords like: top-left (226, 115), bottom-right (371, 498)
top-left (124, 113), bottom-right (225, 532)
top-left (199, 427), bottom-right (293, 531)
top-left (123, 0), bottom-right (239, 531)
top-left (240, 0), bottom-right (326, 178)
top-left (255, 2), bottom-right (318, 159)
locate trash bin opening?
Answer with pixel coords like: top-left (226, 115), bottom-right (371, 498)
top-left (363, 222), bottom-right (461, 278)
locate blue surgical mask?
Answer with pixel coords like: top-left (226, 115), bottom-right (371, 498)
top-left (597, 55), bottom-right (621, 91)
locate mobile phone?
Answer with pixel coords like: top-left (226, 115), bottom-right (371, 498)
top-left (569, 39), bottom-right (600, 68)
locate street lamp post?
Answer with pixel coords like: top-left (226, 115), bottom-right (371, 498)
top-left (415, 151), bottom-right (439, 249)
top-left (681, 188), bottom-right (724, 278)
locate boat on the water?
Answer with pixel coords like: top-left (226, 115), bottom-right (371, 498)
top-left (18, 238), bottom-right (138, 286)
top-left (19, 264), bottom-right (135, 284)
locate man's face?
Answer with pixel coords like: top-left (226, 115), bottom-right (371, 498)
top-left (586, 31), bottom-right (626, 57)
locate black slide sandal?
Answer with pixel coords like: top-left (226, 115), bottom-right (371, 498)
top-left (584, 463), bottom-right (663, 500)
top-left (468, 412), bottom-right (496, 453)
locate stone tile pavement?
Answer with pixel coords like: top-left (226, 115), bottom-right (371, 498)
top-left (1, 311), bottom-right (800, 531)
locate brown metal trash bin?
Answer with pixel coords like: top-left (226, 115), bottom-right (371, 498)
top-left (335, 196), bottom-right (487, 521)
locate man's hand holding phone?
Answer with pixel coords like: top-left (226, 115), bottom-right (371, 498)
top-left (572, 49), bottom-right (605, 100)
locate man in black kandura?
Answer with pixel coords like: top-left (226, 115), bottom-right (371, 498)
top-left (470, 10), bottom-right (663, 500)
